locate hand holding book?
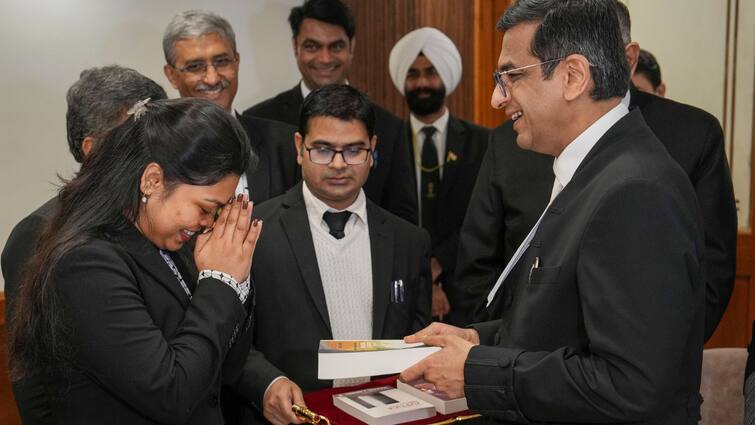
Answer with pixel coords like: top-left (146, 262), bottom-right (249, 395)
top-left (403, 322), bottom-right (481, 345)
top-left (400, 322), bottom-right (480, 399)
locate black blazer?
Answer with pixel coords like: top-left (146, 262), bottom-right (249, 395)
top-left (233, 182), bottom-right (431, 410)
top-left (236, 114), bottom-right (298, 204)
top-left (2, 197), bottom-right (59, 425)
top-left (456, 89), bottom-right (737, 339)
top-left (3, 198), bottom-right (58, 320)
top-left (39, 224), bottom-right (254, 425)
top-left (406, 115), bottom-right (488, 324)
top-left (465, 110), bottom-right (705, 425)
top-left (243, 84), bottom-right (418, 224)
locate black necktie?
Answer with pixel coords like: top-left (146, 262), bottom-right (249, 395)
top-left (323, 211), bottom-right (352, 240)
top-left (420, 126), bottom-right (439, 231)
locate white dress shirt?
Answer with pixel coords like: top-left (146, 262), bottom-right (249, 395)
top-left (410, 108), bottom-right (449, 216)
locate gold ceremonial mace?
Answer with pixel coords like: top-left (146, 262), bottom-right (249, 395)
top-left (292, 404), bottom-right (332, 425)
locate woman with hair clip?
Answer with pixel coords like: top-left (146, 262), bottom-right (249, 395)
top-left (9, 97), bottom-right (262, 424)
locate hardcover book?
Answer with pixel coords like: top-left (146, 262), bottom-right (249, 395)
top-left (332, 386), bottom-right (435, 425)
top-left (318, 340), bottom-right (440, 380)
top-left (396, 379), bottom-right (468, 415)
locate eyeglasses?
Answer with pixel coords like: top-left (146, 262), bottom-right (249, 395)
top-left (303, 144), bottom-right (372, 165)
top-left (492, 58), bottom-right (564, 98)
top-left (172, 56), bottom-right (237, 75)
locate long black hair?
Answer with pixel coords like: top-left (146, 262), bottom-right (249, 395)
top-left (9, 97), bottom-right (254, 380)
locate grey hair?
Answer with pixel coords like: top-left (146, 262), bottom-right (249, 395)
top-left (66, 65), bottom-right (167, 163)
top-left (497, 0), bottom-right (629, 100)
top-left (162, 10), bottom-right (237, 65)
top-left (613, 0), bottom-right (631, 45)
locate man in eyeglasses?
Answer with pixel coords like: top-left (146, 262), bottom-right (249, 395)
top-left (455, 0), bottom-right (736, 344)
top-left (235, 85), bottom-right (430, 425)
top-left (162, 10), bottom-right (298, 204)
top-left (401, 0), bottom-right (705, 423)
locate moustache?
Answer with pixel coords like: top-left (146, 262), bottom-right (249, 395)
top-left (196, 79), bottom-right (230, 93)
top-left (406, 86), bottom-right (446, 116)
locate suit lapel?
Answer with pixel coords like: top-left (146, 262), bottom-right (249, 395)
top-left (279, 184), bottom-right (332, 331)
top-left (119, 225), bottom-right (191, 307)
top-left (405, 121), bottom-right (418, 190)
top-left (281, 85), bottom-right (304, 125)
top-left (439, 116), bottom-right (465, 202)
top-left (284, 86), bottom-right (304, 183)
top-left (368, 201), bottom-right (394, 337)
top-left (628, 86), bottom-right (648, 112)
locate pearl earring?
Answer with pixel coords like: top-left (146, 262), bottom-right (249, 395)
top-left (141, 194), bottom-right (148, 204)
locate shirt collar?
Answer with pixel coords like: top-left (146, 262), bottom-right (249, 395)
top-left (301, 181), bottom-right (368, 225)
top-left (300, 80), bottom-right (350, 100)
top-left (409, 107), bottom-right (449, 136)
top-left (553, 101), bottom-right (629, 188)
top-left (621, 89), bottom-right (631, 109)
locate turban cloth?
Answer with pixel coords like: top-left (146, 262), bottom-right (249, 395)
top-left (388, 27), bottom-right (462, 96)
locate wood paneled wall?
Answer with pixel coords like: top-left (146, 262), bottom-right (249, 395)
top-left (472, 0), bottom-right (512, 127)
top-left (344, 0), bottom-right (510, 128)
top-left (706, 204), bottom-right (755, 346)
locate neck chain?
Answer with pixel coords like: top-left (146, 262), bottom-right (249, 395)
top-left (413, 130), bottom-right (444, 173)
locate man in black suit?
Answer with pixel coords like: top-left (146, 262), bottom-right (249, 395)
top-left (1, 65), bottom-right (167, 425)
top-left (238, 85), bottom-right (430, 425)
top-left (162, 10), bottom-right (297, 203)
top-left (633, 48), bottom-right (666, 97)
top-left (387, 27), bottom-right (489, 324)
top-left (243, 0), bottom-right (417, 224)
top-left (402, 1), bottom-right (705, 423)
top-left (456, 0), bottom-right (737, 342)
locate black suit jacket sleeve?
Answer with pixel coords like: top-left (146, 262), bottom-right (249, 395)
top-left (429, 118), bottom-right (489, 281)
top-left (2, 213), bottom-right (45, 320)
top-left (432, 232), bottom-right (459, 282)
top-left (693, 118), bottom-right (737, 341)
top-left (57, 245), bottom-right (248, 424)
top-left (453, 137), bottom-right (508, 323)
top-left (414, 229), bottom-right (433, 331)
top-left (631, 89), bottom-right (737, 341)
top-left (226, 345), bottom-right (286, 410)
top-left (464, 179), bottom-right (703, 422)
top-left (373, 114), bottom-right (418, 225)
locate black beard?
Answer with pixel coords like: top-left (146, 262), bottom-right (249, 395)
top-left (406, 87), bottom-right (446, 117)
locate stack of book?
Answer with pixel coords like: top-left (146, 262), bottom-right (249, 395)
top-left (320, 339), bottom-right (470, 424)
top-left (332, 386), bottom-right (435, 425)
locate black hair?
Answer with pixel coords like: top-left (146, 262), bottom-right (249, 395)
top-left (298, 85), bottom-right (375, 140)
top-left (289, 0), bottom-right (356, 40)
top-left (498, 0), bottom-right (629, 100)
top-left (636, 49), bottom-right (663, 90)
top-left (613, 0), bottom-right (631, 44)
top-left (9, 97), bottom-right (254, 380)
top-left (66, 65), bottom-right (167, 163)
